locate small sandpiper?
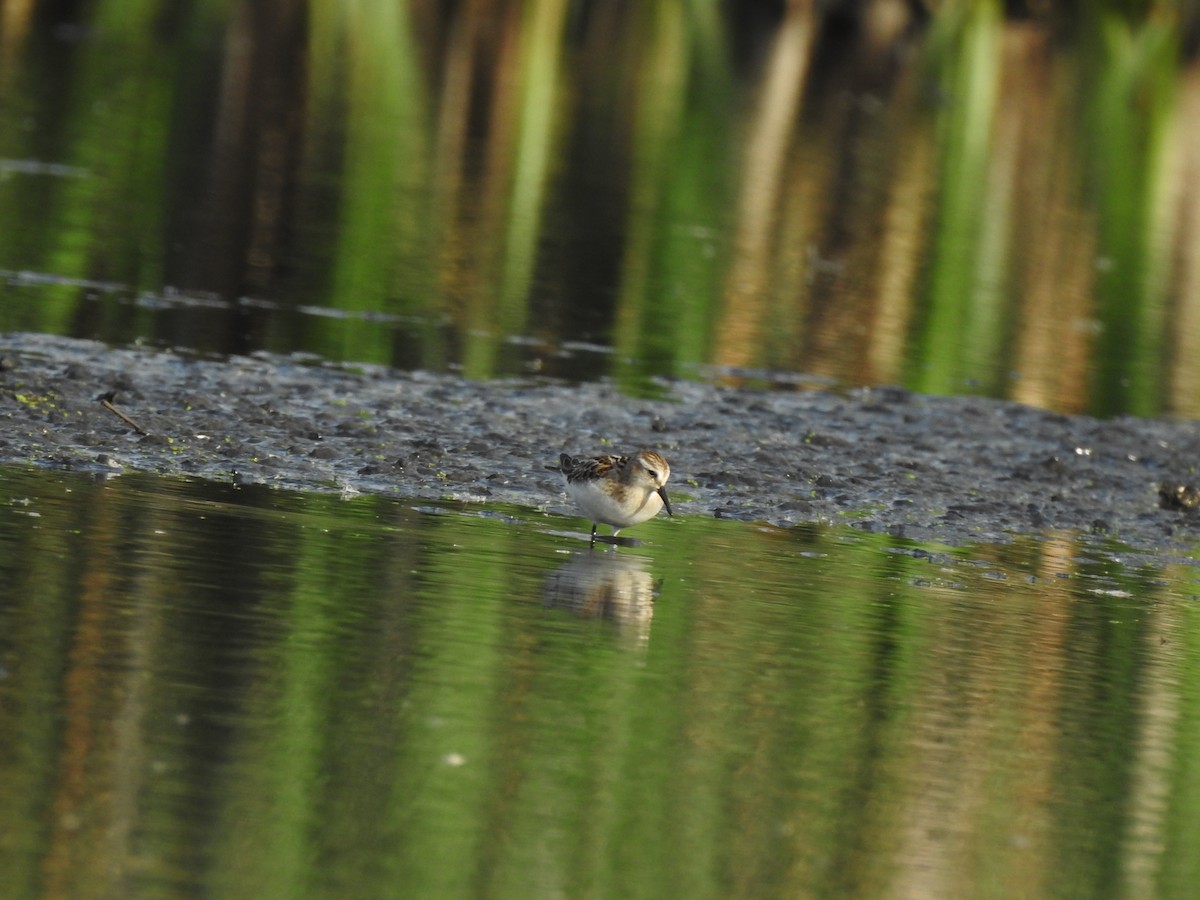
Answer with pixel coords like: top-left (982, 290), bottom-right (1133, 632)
top-left (554, 450), bottom-right (673, 545)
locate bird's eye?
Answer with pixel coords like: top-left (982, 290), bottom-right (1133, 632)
top-left (647, 470), bottom-right (658, 480)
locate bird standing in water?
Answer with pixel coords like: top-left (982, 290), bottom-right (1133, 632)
top-left (555, 450), bottom-right (673, 545)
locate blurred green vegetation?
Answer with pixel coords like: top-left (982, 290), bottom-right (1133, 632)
top-left (2, 463), bottom-right (1195, 896)
top-left (0, 1), bottom-right (1198, 416)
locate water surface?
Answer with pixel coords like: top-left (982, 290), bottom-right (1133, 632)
top-left (3, 464), bottom-right (1199, 898)
top-left (2, 4), bottom-right (1199, 416)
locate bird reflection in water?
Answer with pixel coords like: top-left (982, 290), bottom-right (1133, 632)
top-left (542, 552), bottom-right (656, 646)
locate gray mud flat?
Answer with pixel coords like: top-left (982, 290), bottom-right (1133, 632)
top-left (3, 332), bottom-right (1200, 559)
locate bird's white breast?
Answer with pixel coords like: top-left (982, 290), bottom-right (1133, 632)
top-left (565, 478), bottom-right (663, 528)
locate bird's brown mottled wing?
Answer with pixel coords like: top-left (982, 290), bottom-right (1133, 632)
top-left (561, 453), bottom-right (625, 483)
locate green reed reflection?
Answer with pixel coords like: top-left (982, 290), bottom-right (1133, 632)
top-left (913, 0), bottom-right (1005, 399)
top-left (3, 464), bottom-right (1200, 897)
top-left (2, 3), bottom-right (1199, 415)
top-left (1084, 16), bottom-right (1178, 418)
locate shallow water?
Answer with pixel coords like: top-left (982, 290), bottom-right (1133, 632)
top-left (3, 5), bottom-right (1200, 416)
top-left (3, 463), bottom-right (1200, 898)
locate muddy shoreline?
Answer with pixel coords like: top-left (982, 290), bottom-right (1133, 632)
top-left (4, 332), bottom-right (1200, 561)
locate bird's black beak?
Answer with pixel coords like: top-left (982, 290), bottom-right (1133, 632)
top-left (658, 486), bottom-right (673, 517)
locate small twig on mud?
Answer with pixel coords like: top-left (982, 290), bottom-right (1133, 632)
top-left (97, 391), bottom-right (149, 437)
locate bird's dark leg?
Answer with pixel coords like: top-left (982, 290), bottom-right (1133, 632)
top-left (590, 523), bottom-right (598, 547)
